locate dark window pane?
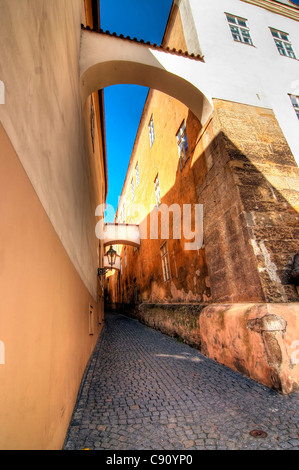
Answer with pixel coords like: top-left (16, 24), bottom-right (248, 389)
top-left (271, 30), bottom-right (279, 38)
top-left (237, 19), bottom-right (247, 27)
top-left (227, 15), bottom-right (237, 24)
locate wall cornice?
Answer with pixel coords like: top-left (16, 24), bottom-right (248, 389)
top-left (241, 0), bottom-right (299, 21)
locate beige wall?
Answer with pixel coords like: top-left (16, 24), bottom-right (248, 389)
top-left (0, 0), bottom-right (103, 298)
top-left (0, 0), bottom-right (106, 449)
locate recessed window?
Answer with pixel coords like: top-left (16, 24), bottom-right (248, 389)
top-left (135, 162), bottom-right (140, 187)
top-left (154, 174), bottom-right (161, 207)
top-left (270, 29), bottom-right (296, 58)
top-left (289, 94), bottom-right (299, 119)
top-left (118, 202), bottom-right (126, 223)
top-left (176, 121), bottom-right (190, 170)
top-left (161, 242), bottom-right (171, 282)
top-left (149, 115), bottom-right (155, 147)
top-left (226, 13), bottom-right (253, 45)
top-left (131, 178), bottom-right (135, 202)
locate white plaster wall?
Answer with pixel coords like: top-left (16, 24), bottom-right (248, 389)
top-left (0, 0), bottom-right (101, 297)
top-left (184, 0), bottom-right (299, 164)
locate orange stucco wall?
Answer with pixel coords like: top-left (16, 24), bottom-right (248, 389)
top-left (0, 124), bottom-right (103, 449)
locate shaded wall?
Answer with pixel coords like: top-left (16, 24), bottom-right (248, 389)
top-left (0, 125), bottom-right (103, 449)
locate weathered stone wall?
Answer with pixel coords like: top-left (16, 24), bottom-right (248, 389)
top-left (127, 301), bottom-right (299, 395)
top-left (133, 303), bottom-right (204, 349)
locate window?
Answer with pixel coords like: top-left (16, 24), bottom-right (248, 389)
top-left (226, 14), bottom-right (253, 45)
top-left (131, 178), bottom-right (135, 202)
top-left (90, 98), bottom-right (95, 152)
top-left (149, 115), bottom-right (155, 147)
top-left (270, 29), bottom-right (296, 59)
top-left (118, 203), bottom-right (125, 223)
top-left (161, 242), bottom-right (171, 282)
top-left (176, 121), bottom-right (190, 170)
top-left (154, 174), bottom-right (161, 207)
top-left (135, 162), bottom-right (140, 187)
top-left (289, 94), bottom-right (299, 119)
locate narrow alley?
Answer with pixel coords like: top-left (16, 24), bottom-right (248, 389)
top-left (64, 313), bottom-right (299, 451)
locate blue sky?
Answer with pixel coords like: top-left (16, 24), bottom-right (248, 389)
top-left (99, 0), bottom-right (173, 221)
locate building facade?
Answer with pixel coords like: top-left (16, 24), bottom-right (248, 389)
top-left (107, 0), bottom-right (299, 394)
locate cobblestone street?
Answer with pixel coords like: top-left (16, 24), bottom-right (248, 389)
top-left (63, 313), bottom-right (299, 451)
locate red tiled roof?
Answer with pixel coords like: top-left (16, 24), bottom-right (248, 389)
top-left (81, 25), bottom-right (204, 61)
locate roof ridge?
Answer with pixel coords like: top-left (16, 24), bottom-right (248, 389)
top-left (81, 25), bottom-right (204, 61)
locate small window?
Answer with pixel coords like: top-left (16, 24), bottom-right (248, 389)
top-left (289, 94), bottom-right (299, 119)
top-left (154, 174), bottom-right (161, 207)
top-left (135, 162), bottom-right (140, 187)
top-left (131, 178), bottom-right (135, 202)
top-left (149, 115), bottom-right (155, 147)
top-left (126, 287), bottom-right (130, 303)
top-left (119, 202), bottom-right (126, 223)
top-left (90, 98), bottom-right (95, 152)
top-left (270, 29), bottom-right (296, 59)
top-left (161, 242), bottom-right (171, 282)
top-left (176, 121), bottom-right (190, 170)
top-left (226, 13), bottom-right (253, 45)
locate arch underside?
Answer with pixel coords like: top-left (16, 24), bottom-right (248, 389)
top-left (104, 239), bottom-right (140, 248)
top-left (80, 60), bottom-right (213, 126)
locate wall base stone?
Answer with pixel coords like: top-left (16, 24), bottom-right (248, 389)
top-left (124, 302), bottom-right (299, 395)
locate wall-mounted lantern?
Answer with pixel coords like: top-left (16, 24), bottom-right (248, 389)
top-left (97, 245), bottom-right (117, 277)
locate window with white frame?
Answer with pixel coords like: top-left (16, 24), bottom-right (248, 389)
top-left (161, 242), bottom-right (171, 282)
top-left (148, 115), bottom-right (155, 147)
top-left (289, 94), bottom-right (299, 119)
top-left (131, 178), bottom-right (135, 202)
top-left (270, 29), bottom-right (296, 59)
top-left (176, 121), bottom-right (190, 170)
top-left (154, 174), bottom-right (161, 207)
top-left (226, 13), bottom-right (253, 45)
top-left (135, 162), bottom-right (140, 187)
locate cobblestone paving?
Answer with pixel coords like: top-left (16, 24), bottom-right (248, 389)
top-left (63, 313), bottom-right (299, 450)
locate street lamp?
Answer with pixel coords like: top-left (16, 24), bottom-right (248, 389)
top-left (97, 245), bottom-right (117, 277)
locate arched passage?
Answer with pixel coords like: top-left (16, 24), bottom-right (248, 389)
top-left (79, 29), bottom-right (214, 127)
